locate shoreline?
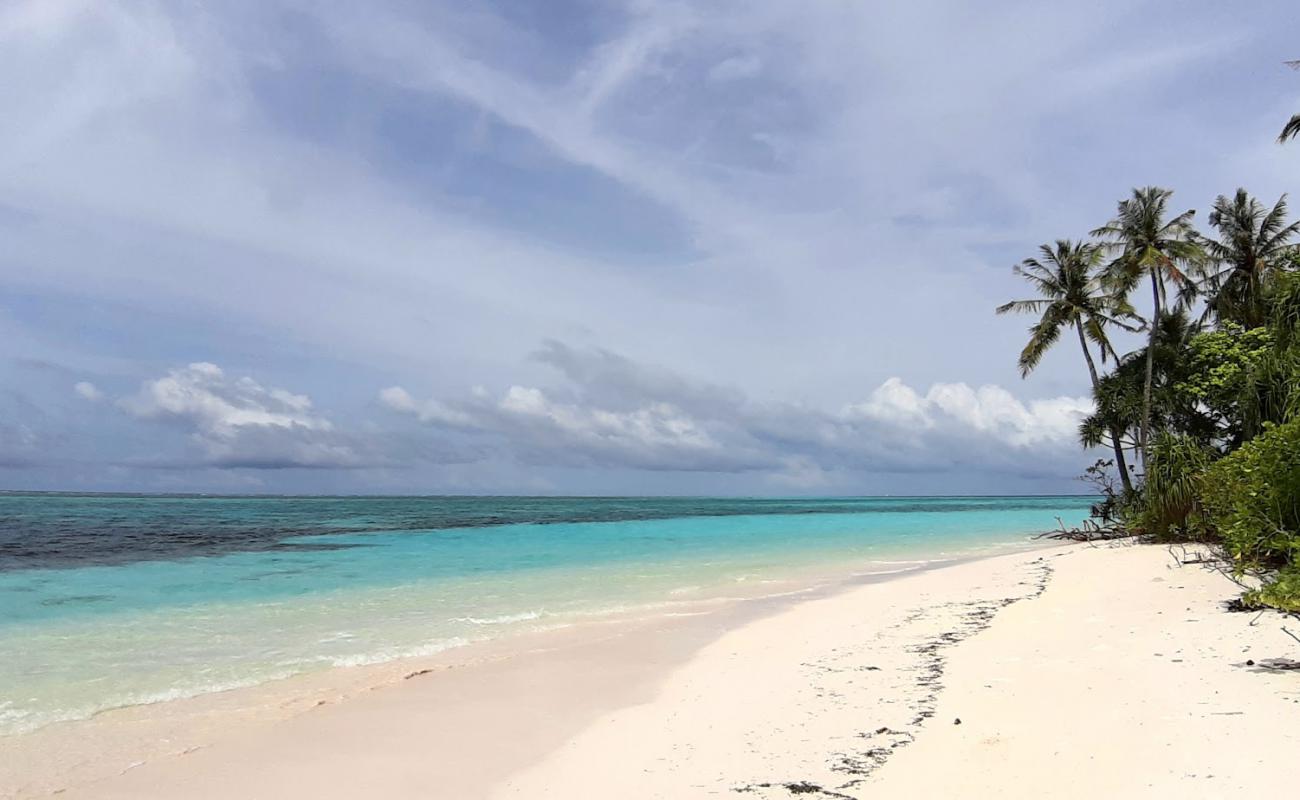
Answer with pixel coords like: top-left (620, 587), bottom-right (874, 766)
top-left (1, 541), bottom-right (1040, 735)
top-left (6, 541), bottom-right (1296, 798)
top-left (1, 542), bottom-right (1051, 798)
top-left (1, 501), bottom-right (1077, 740)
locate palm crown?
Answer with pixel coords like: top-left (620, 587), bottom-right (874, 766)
top-left (1090, 186), bottom-right (1203, 460)
top-left (1091, 186), bottom-right (1202, 304)
top-left (1202, 189), bottom-right (1300, 327)
top-left (998, 238), bottom-right (1139, 491)
top-left (997, 240), bottom-right (1136, 378)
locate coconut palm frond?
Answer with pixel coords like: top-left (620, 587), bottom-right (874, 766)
top-left (1017, 307), bottom-right (1067, 377)
top-left (1202, 189), bottom-right (1300, 327)
top-left (995, 298), bottom-right (1052, 315)
top-left (1083, 315), bottom-right (1119, 363)
top-left (1279, 113), bottom-right (1300, 144)
top-left (999, 239), bottom-right (1126, 380)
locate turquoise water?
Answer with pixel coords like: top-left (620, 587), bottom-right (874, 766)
top-left (0, 494), bottom-right (1092, 735)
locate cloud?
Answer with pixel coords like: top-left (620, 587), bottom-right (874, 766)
top-left (489, 384), bottom-right (744, 470)
top-left (73, 381), bottom-right (102, 401)
top-left (121, 362), bottom-right (364, 469)
top-left (383, 341), bottom-right (1094, 479)
top-left (846, 378), bottom-right (1091, 447)
top-left (708, 54), bottom-right (761, 82)
top-left (382, 382), bottom-right (761, 472)
top-left (0, 0), bottom-right (1288, 493)
top-left (0, 422), bottom-right (40, 468)
top-left (530, 339), bottom-right (745, 416)
top-left (379, 385), bottom-right (478, 428)
top-left (124, 362), bottom-right (330, 433)
top-left (377, 385), bottom-right (417, 413)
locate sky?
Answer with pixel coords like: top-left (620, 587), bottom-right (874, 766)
top-left (2, 0), bottom-right (1298, 496)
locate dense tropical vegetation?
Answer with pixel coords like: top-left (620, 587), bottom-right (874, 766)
top-left (999, 77), bottom-right (1300, 610)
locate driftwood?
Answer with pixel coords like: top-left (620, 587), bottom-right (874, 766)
top-left (1251, 658), bottom-right (1300, 671)
top-left (1034, 516), bottom-right (1133, 542)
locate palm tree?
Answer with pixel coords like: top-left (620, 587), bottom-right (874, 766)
top-left (997, 239), bottom-right (1139, 491)
top-left (1202, 189), bottom-right (1300, 327)
top-left (1283, 115), bottom-right (1300, 143)
top-left (1280, 60), bottom-right (1300, 143)
top-left (1080, 310), bottom-right (1208, 465)
top-left (1091, 187), bottom-right (1202, 463)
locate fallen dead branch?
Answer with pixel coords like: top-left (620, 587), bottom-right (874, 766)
top-left (1034, 516), bottom-right (1134, 542)
top-left (1253, 658), bottom-right (1300, 671)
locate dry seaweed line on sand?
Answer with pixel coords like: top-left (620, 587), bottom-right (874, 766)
top-left (735, 557), bottom-right (1056, 799)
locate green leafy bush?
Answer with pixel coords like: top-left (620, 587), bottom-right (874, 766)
top-left (1200, 418), bottom-right (1300, 608)
top-left (1242, 566), bottom-right (1300, 612)
top-left (1174, 324), bottom-right (1273, 446)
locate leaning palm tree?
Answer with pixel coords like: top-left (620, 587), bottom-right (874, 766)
top-left (1201, 189), bottom-right (1300, 327)
top-left (1280, 60), bottom-right (1300, 143)
top-left (997, 239), bottom-right (1139, 491)
top-left (1091, 187), bottom-right (1203, 463)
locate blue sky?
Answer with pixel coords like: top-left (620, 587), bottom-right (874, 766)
top-left (2, 0), bottom-right (1298, 495)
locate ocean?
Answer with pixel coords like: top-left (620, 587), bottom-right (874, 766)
top-left (0, 493), bottom-right (1092, 735)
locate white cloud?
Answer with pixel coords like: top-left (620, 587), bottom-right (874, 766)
top-left (850, 377), bottom-right (931, 428)
top-left (382, 378), bottom-right (746, 472)
top-left (73, 381), bottom-right (102, 401)
top-left (378, 385), bottom-right (417, 413)
top-left (1, 0), bottom-right (1285, 493)
top-left (0, 1), bottom-right (1268, 408)
top-left (122, 362), bottom-right (362, 468)
top-left (380, 385), bottom-right (477, 427)
top-left (496, 385), bottom-right (720, 453)
top-left (708, 54), bottom-right (761, 82)
top-left (383, 341), bottom-right (1094, 478)
top-left (848, 378), bottom-right (1092, 447)
top-left (125, 362), bottom-right (330, 433)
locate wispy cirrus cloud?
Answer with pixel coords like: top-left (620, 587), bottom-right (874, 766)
top-left (0, 0), bottom-right (1295, 493)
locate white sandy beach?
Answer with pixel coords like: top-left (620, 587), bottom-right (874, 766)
top-left (4, 543), bottom-right (1297, 799)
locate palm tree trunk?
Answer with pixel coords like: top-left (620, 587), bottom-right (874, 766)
top-left (1075, 322), bottom-right (1133, 493)
top-left (1249, 266), bottom-right (1262, 328)
top-left (1140, 271), bottom-right (1161, 466)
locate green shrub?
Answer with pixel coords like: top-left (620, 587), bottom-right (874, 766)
top-left (1200, 418), bottom-right (1300, 608)
top-left (1175, 324), bottom-right (1273, 445)
top-left (1136, 432), bottom-right (1214, 539)
top-left (1242, 565), bottom-right (1300, 612)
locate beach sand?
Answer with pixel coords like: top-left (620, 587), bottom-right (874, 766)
top-left (5, 543), bottom-right (1297, 798)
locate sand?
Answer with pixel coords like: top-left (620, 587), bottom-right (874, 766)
top-left (5, 543), bottom-right (1297, 799)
